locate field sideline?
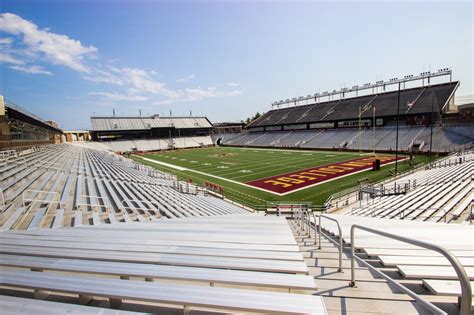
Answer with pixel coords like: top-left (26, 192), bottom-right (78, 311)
top-left (132, 146), bottom-right (429, 208)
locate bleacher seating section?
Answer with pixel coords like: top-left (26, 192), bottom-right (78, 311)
top-left (83, 135), bottom-right (213, 153)
top-left (0, 143), bottom-right (248, 231)
top-left (219, 125), bottom-right (474, 152)
top-left (340, 152), bottom-right (473, 223)
top-left (249, 82), bottom-right (458, 128)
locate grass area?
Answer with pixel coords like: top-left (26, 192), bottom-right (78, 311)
top-left (132, 146), bottom-right (430, 208)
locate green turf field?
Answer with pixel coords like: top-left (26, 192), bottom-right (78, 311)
top-left (132, 146), bottom-right (429, 208)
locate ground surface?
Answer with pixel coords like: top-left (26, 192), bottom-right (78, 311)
top-left (132, 146), bottom-right (429, 208)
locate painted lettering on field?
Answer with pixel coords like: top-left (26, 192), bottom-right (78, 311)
top-left (246, 156), bottom-right (404, 194)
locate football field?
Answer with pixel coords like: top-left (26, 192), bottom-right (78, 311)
top-left (132, 146), bottom-right (423, 208)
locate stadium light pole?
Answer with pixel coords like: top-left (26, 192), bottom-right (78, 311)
top-left (395, 82), bottom-right (401, 174)
top-left (359, 106), bottom-right (362, 155)
top-left (373, 106), bottom-right (376, 156)
top-left (429, 92), bottom-right (435, 163)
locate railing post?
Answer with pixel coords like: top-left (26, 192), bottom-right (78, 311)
top-left (312, 212), bottom-right (317, 245)
top-left (318, 215), bottom-right (343, 272)
top-left (318, 215), bottom-right (322, 249)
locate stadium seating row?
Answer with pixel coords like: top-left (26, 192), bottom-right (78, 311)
top-left (217, 125), bottom-right (474, 152)
top-left (0, 143), bottom-right (248, 230)
top-left (0, 214), bottom-right (327, 314)
top-left (343, 151), bottom-right (473, 223)
top-left (82, 135), bottom-right (213, 153)
top-left (250, 82), bottom-right (458, 128)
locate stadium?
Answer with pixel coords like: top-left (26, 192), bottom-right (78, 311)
top-left (0, 3), bottom-right (473, 315)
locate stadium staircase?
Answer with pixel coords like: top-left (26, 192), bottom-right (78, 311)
top-left (359, 94), bottom-right (378, 116)
top-left (291, 213), bottom-right (473, 315)
top-left (270, 131), bottom-right (292, 146)
top-left (405, 88), bottom-right (426, 114)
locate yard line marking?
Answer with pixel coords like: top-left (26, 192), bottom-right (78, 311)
top-left (137, 156), bottom-right (283, 195)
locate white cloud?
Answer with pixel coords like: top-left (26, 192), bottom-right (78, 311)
top-left (0, 37), bottom-right (13, 44)
top-left (226, 82), bottom-right (240, 87)
top-left (83, 68), bottom-right (124, 85)
top-left (155, 87), bottom-right (242, 105)
top-left (89, 92), bottom-right (148, 102)
top-left (0, 13), bottom-right (97, 73)
top-left (0, 52), bottom-right (24, 65)
top-left (9, 65), bottom-right (52, 75)
top-left (176, 74), bottom-right (195, 82)
top-left (0, 13), bottom-right (244, 106)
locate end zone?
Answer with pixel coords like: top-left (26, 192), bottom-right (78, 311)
top-left (245, 156), bottom-right (405, 195)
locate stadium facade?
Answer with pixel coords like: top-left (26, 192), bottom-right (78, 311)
top-left (0, 96), bottom-right (63, 150)
top-left (218, 71), bottom-right (473, 153)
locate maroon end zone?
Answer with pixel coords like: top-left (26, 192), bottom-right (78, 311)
top-left (245, 155), bottom-right (404, 195)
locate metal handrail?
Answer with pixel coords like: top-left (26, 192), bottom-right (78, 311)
top-left (318, 215), bottom-right (343, 272)
top-left (77, 195), bottom-right (110, 213)
top-left (349, 224), bottom-right (472, 315)
top-left (120, 199), bottom-right (161, 216)
top-left (22, 190), bottom-right (62, 208)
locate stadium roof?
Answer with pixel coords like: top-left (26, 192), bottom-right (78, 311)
top-left (3, 98), bottom-right (63, 134)
top-left (91, 115), bottom-right (213, 131)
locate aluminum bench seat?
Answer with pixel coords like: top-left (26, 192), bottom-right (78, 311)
top-left (422, 279), bottom-right (474, 297)
top-left (363, 248), bottom-right (474, 258)
top-left (0, 270), bottom-right (326, 314)
top-left (0, 295), bottom-right (142, 315)
top-left (107, 211), bottom-right (118, 224)
top-left (92, 212), bottom-right (101, 225)
top-left (27, 207), bottom-right (47, 230)
top-left (0, 207), bottom-right (25, 231)
top-left (378, 255), bottom-right (474, 267)
top-left (73, 210), bottom-right (83, 227)
top-left (0, 243), bottom-right (308, 274)
top-left (0, 237), bottom-right (303, 261)
top-left (397, 265), bottom-right (474, 280)
top-left (0, 232), bottom-right (299, 252)
top-left (0, 254), bottom-right (316, 290)
top-left (3, 171), bottom-right (42, 201)
top-left (51, 209), bottom-right (64, 228)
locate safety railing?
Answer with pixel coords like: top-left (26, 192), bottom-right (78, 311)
top-left (295, 211), bottom-right (344, 272)
top-left (77, 195), bottom-right (111, 213)
top-left (120, 199), bottom-right (161, 219)
top-left (71, 166), bottom-right (87, 174)
top-left (0, 149), bottom-right (18, 160)
top-left (349, 224), bottom-right (472, 315)
top-left (22, 190), bottom-right (62, 209)
top-left (317, 215), bottom-right (343, 272)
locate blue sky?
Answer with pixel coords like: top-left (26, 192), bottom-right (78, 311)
top-left (0, 0), bottom-right (472, 130)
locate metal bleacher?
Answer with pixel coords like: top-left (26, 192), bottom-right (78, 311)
top-left (0, 143), bottom-right (248, 230)
top-left (344, 151), bottom-right (473, 223)
top-left (221, 124), bottom-right (474, 152)
top-left (0, 214), bottom-right (327, 314)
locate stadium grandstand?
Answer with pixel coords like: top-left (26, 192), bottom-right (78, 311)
top-left (0, 73), bottom-right (472, 314)
top-left (219, 70), bottom-right (473, 153)
top-left (0, 96), bottom-right (63, 150)
top-left (87, 115), bottom-right (214, 152)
